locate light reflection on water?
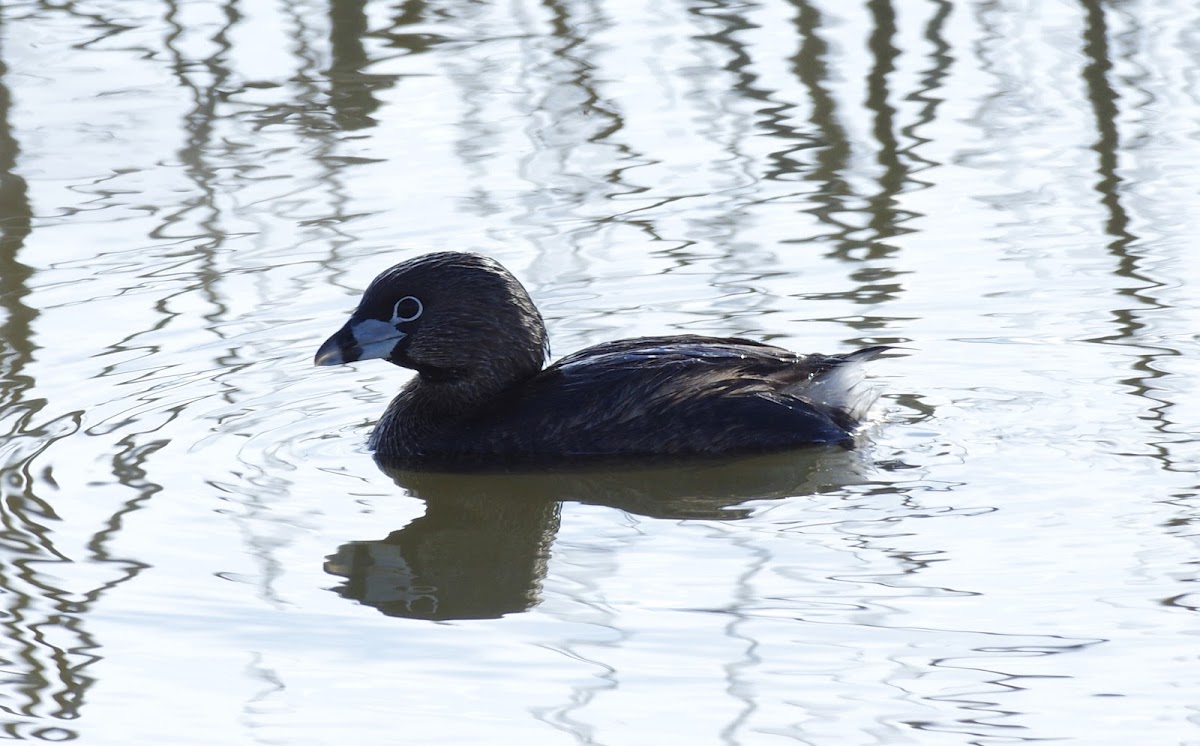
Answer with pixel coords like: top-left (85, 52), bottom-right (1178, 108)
top-left (2, 0), bottom-right (1200, 743)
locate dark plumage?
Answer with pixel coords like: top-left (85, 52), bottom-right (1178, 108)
top-left (314, 252), bottom-right (889, 470)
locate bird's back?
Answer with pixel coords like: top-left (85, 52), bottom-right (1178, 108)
top-left (378, 336), bottom-right (887, 468)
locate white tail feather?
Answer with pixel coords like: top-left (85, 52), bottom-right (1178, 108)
top-left (796, 356), bottom-right (883, 424)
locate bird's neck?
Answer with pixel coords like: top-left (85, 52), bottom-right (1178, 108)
top-left (370, 364), bottom-right (537, 456)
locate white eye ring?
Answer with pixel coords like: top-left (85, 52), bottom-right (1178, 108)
top-left (391, 295), bottom-right (423, 323)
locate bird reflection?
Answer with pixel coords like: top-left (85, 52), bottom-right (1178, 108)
top-left (325, 447), bottom-right (874, 621)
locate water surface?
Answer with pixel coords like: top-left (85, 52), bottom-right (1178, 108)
top-left (1, 0), bottom-right (1199, 744)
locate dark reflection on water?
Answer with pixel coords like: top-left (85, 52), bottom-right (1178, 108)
top-left (326, 490), bottom-right (561, 620)
top-left (0, 21), bottom-right (84, 740)
top-left (330, 0), bottom-right (395, 130)
top-left (0, 17), bottom-right (99, 740)
top-left (326, 448), bottom-right (873, 620)
top-left (787, 0), bottom-right (927, 313)
top-left (1077, 0), bottom-right (1183, 472)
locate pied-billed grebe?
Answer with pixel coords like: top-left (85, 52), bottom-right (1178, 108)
top-left (315, 252), bottom-right (889, 469)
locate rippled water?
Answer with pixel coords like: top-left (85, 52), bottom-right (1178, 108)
top-left (2, 0), bottom-right (1200, 743)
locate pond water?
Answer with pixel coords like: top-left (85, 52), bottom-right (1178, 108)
top-left (2, 0), bottom-right (1200, 743)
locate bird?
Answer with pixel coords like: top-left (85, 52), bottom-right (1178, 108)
top-left (314, 251), bottom-right (889, 470)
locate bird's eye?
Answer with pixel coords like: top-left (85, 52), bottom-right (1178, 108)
top-left (391, 295), bottom-right (423, 323)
